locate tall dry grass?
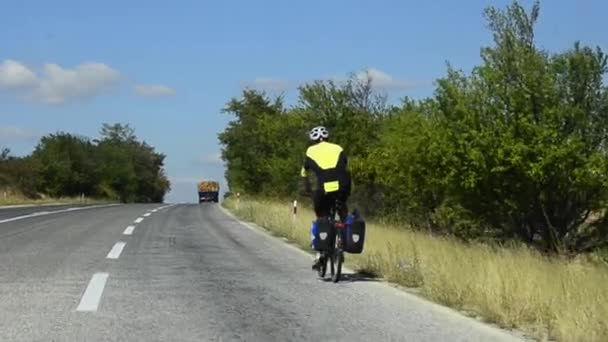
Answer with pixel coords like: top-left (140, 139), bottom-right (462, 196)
top-left (0, 189), bottom-right (112, 206)
top-left (224, 198), bottom-right (608, 342)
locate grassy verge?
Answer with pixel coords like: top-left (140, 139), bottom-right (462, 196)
top-left (224, 198), bottom-right (608, 342)
top-left (0, 192), bottom-right (115, 206)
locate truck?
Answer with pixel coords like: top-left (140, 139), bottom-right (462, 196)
top-left (198, 180), bottom-right (220, 203)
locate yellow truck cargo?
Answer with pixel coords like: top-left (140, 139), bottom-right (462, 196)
top-left (198, 181), bottom-right (219, 203)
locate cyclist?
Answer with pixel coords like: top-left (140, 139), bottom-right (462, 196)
top-left (299, 126), bottom-right (351, 270)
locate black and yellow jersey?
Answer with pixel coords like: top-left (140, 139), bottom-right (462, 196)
top-left (300, 141), bottom-right (350, 194)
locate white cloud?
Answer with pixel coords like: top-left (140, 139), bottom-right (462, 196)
top-left (169, 177), bottom-right (204, 185)
top-left (354, 68), bottom-right (413, 90)
top-left (134, 84), bottom-right (176, 98)
top-left (0, 126), bottom-right (39, 142)
top-left (195, 152), bottom-right (223, 166)
top-left (0, 60), bottom-right (38, 89)
top-left (244, 68), bottom-right (414, 93)
top-left (35, 63), bottom-right (121, 104)
top-left (0, 59), bottom-right (121, 104)
top-left (243, 77), bottom-right (290, 92)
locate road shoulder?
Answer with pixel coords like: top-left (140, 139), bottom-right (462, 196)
top-left (217, 203), bottom-right (534, 342)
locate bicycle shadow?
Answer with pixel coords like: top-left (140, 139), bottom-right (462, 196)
top-left (320, 270), bottom-right (379, 283)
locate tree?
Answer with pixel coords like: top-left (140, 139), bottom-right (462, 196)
top-left (96, 123), bottom-right (171, 203)
top-left (0, 148), bottom-right (10, 162)
top-left (423, 0), bottom-right (608, 250)
top-left (218, 89), bottom-right (291, 195)
top-left (32, 132), bottom-right (99, 197)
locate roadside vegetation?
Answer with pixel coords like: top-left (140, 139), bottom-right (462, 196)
top-left (0, 123), bottom-right (171, 204)
top-left (225, 198), bottom-right (608, 342)
top-left (0, 188), bottom-right (115, 206)
top-left (219, 1), bottom-right (608, 341)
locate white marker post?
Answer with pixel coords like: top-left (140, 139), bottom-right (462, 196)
top-left (236, 192), bottom-right (240, 210)
top-left (292, 199), bottom-right (297, 224)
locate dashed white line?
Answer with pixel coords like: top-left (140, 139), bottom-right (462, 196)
top-left (143, 213), bottom-right (151, 217)
top-left (123, 225), bottom-right (135, 235)
top-left (76, 273), bottom-right (109, 312)
top-left (106, 242), bottom-right (126, 259)
top-left (134, 217), bottom-right (143, 223)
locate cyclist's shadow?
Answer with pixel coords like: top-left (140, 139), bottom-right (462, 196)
top-left (321, 271), bottom-right (379, 283)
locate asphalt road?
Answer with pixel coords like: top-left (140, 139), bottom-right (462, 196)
top-left (0, 203), bottom-right (528, 341)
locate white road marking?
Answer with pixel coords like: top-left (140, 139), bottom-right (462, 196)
top-left (106, 242), bottom-right (126, 259)
top-left (76, 273), bottom-right (109, 312)
top-left (123, 225), bottom-right (135, 235)
top-left (134, 217), bottom-right (143, 223)
top-left (143, 213), bottom-right (151, 217)
top-left (0, 204), bottom-right (120, 224)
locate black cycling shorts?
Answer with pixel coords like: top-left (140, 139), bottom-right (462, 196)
top-left (312, 190), bottom-right (349, 221)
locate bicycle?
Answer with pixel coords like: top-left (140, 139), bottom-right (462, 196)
top-left (316, 199), bottom-right (346, 283)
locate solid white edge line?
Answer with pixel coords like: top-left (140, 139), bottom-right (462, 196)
top-left (0, 204), bottom-right (120, 224)
top-left (76, 273), bottom-right (109, 312)
top-left (106, 241), bottom-right (127, 259)
top-left (134, 217), bottom-right (143, 223)
top-left (123, 226), bottom-right (135, 235)
top-left (217, 205), bottom-right (320, 260)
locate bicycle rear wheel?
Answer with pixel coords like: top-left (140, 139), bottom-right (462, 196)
top-left (332, 250), bottom-right (343, 283)
top-left (332, 232), bottom-right (343, 283)
top-left (330, 252), bottom-right (335, 277)
top-left (317, 253), bottom-right (328, 278)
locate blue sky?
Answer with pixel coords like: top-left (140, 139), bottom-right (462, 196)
top-left (1, 0), bottom-right (606, 203)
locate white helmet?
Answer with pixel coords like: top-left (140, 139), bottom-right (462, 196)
top-left (309, 126), bottom-right (329, 141)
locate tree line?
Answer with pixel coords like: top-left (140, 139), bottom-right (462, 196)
top-left (218, 1), bottom-right (608, 253)
top-left (0, 123), bottom-right (171, 203)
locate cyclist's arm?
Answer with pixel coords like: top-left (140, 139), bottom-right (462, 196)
top-left (338, 149), bottom-right (352, 195)
top-left (299, 158), bottom-right (312, 195)
top-left (339, 150), bottom-right (347, 167)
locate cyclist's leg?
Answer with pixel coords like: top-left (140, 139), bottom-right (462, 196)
top-left (337, 174), bottom-right (351, 222)
top-left (312, 190), bottom-right (329, 218)
top-left (311, 190), bottom-right (331, 269)
top-left (334, 191), bottom-right (349, 249)
top-left (310, 190), bottom-right (323, 248)
top-left (336, 191), bottom-right (349, 223)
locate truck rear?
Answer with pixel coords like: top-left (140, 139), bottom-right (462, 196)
top-left (198, 181), bottom-right (220, 203)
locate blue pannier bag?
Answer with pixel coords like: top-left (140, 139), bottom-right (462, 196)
top-left (311, 217), bottom-right (334, 251)
top-left (344, 212), bottom-right (365, 254)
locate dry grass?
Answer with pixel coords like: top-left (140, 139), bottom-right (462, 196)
top-left (224, 198), bottom-right (608, 342)
top-left (0, 190), bottom-right (113, 206)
